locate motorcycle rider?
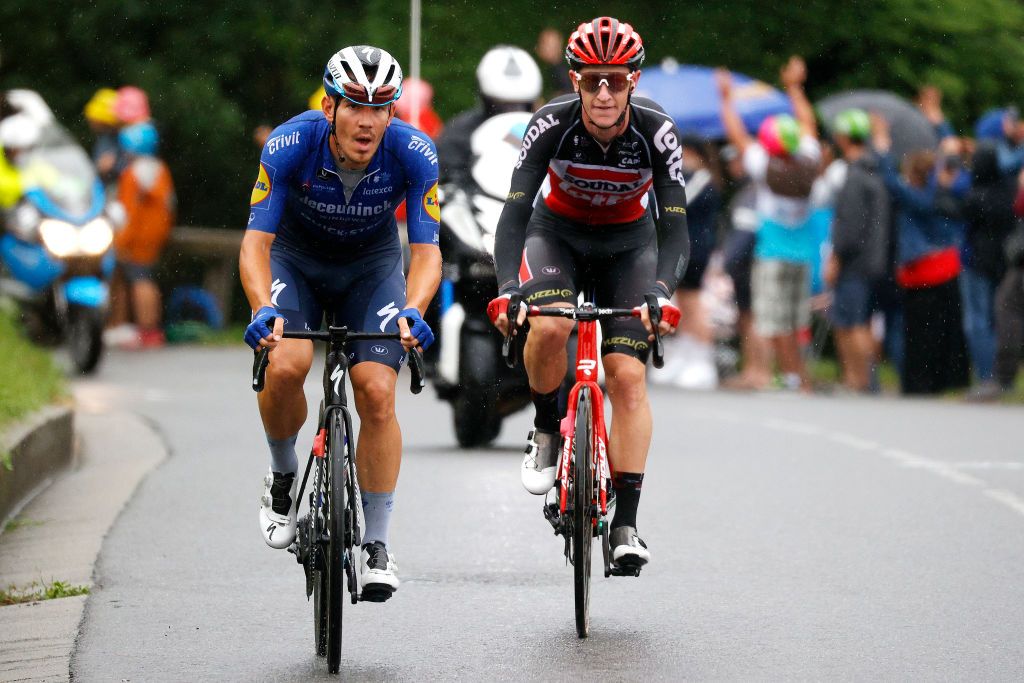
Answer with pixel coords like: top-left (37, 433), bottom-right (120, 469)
top-left (436, 45), bottom-right (542, 189)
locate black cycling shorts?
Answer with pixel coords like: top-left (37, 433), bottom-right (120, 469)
top-left (518, 203), bottom-right (656, 363)
top-left (268, 237), bottom-right (407, 372)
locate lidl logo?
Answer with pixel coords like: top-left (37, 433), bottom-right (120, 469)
top-left (250, 164), bottom-right (272, 206)
top-left (423, 181), bottom-right (440, 222)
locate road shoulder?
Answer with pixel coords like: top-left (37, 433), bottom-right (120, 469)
top-left (0, 410), bottom-right (167, 682)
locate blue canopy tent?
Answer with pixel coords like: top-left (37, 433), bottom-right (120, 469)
top-left (632, 62), bottom-right (792, 139)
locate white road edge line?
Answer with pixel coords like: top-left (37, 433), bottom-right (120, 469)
top-left (984, 489), bottom-right (1024, 517)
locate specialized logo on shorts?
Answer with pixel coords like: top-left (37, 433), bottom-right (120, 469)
top-left (602, 336), bottom-right (649, 351)
top-left (664, 206), bottom-right (687, 214)
top-left (371, 345), bottom-right (389, 356)
top-left (377, 301), bottom-right (399, 332)
top-left (270, 278), bottom-right (287, 307)
top-left (423, 181), bottom-right (440, 222)
top-left (251, 164), bottom-right (272, 205)
top-left (541, 266), bottom-right (560, 275)
top-left (408, 136), bottom-right (438, 165)
top-left (526, 287), bottom-right (574, 303)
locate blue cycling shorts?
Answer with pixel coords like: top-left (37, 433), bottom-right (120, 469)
top-left (268, 239), bottom-right (407, 372)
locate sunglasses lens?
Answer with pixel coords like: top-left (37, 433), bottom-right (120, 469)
top-left (579, 73), bottom-right (630, 93)
top-left (341, 83), bottom-right (398, 106)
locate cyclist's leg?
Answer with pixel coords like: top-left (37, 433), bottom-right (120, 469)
top-left (257, 248), bottom-right (319, 547)
top-left (594, 228), bottom-right (656, 555)
top-left (330, 243), bottom-right (404, 569)
top-left (520, 220), bottom-right (578, 422)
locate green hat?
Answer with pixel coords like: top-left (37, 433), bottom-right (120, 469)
top-left (833, 108), bottom-right (871, 142)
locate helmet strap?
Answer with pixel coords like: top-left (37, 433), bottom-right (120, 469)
top-left (329, 96), bottom-right (347, 165)
top-left (578, 90), bottom-right (631, 133)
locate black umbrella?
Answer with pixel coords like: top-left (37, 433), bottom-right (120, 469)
top-left (817, 89), bottom-right (938, 159)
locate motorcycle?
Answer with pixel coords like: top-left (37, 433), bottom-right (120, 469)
top-left (434, 112), bottom-right (535, 448)
top-left (0, 121), bottom-right (120, 374)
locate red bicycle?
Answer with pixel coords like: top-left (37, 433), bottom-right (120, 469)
top-left (502, 293), bottom-right (665, 638)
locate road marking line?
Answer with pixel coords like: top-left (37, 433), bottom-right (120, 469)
top-left (880, 448), bottom-right (983, 487)
top-left (984, 489), bottom-right (1024, 517)
top-left (952, 462), bottom-right (1024, 471)
top-left (827, 433), bottom-right (880, 451)
top-left (761, 418), bottom-right (822, 436)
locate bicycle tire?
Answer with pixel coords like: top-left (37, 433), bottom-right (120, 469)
top-left (312, 457), bottom-right (328, 657)
top-left (326, 413), bottom-right (347, 673)
top-left (573, 387), bottom-right (594, 639)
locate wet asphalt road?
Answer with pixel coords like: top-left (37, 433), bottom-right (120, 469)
top-left (70, 347), bottom-right (1024, 681)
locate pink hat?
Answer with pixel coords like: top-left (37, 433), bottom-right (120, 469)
top-left (114, 86), bottom-right (151, 124)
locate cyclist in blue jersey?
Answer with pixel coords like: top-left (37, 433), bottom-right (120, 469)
top-left (240, 45), bottom-right (441, 599)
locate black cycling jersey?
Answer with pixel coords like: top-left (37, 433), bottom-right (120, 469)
top-left (494, 94), bottom-right (690, 296)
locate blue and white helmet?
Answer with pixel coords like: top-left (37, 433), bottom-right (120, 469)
top-left (323, 45), bottom-right (403, 107)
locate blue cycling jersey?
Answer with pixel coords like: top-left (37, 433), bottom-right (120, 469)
top-left (247, 111), bottom-right (440, 255)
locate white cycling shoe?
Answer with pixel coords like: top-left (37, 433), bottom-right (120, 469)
top-left (259, 469), bottom-right (297, 550)
top-left (610, 525), bottom-right (651, 568)
top-left (521, 429), bottom-right (559, 495)
top-left (360, 541), bottom-right (399, 602)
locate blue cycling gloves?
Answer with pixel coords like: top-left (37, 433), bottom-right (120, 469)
top-left (245, 305), bottom-right (278, 349)
top-left (399, 308), bottom-right (434, 350)
top-left (246, 305), bottom-right (433, 350)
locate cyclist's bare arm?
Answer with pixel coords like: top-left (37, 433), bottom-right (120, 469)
top-left (239, 230), bottom-right (284, 342)
top-left (397, 243), bottom-right (442, 348)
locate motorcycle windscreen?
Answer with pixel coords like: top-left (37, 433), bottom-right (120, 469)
top-left (16, 123), bottom-right (105, 223)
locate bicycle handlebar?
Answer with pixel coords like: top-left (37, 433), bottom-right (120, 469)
top-left (501, 296), bottom-right (665, 370)
top-left (251, 323), bottom-right (425, 394)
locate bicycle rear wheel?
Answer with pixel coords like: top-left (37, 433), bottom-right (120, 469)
top-left (572, 387), bottom-right (594, 639)
top-left (326, 412), bottom-right (348, 674)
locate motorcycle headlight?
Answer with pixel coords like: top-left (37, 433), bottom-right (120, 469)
top-left (39, 219), bottom-right (78, 257)
top-left (79, 217), bottom-right (114, 256)
top-left (10, 203), bottom-right (41, 240)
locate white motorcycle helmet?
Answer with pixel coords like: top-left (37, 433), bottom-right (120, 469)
top-left (476, 46), bottom-right (542, 111)
top-left (0, 113), bottom-right (43, 151)
top-left (5, 89), bottom-right (54, 125)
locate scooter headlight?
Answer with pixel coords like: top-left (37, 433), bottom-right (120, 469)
top-left (39, 219), bottom-right (78, 257)
top-left (10, 203), bottom-right (41, 240)
top-left (79, 217), bottom-right (114, 256)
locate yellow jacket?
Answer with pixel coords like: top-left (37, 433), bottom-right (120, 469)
top-left (0, 145), bottom-right (22, 209)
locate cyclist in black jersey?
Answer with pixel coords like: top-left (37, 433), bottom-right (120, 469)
top-left (487, 17), bottom-right (689, 569)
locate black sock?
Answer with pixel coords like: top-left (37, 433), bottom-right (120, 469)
top-left (611, 472), bottom-right (644, 529)
top-left (531, 389), bottom-right (561, 432)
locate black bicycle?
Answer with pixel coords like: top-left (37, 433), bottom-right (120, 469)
top-left (253, 325), bottom-right (424, 674)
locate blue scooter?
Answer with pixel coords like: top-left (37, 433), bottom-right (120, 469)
top-left (1, 122), bottom-right (119, 373)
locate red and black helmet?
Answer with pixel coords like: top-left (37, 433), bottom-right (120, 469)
top-left (565, 17), bottom-right (645, 71)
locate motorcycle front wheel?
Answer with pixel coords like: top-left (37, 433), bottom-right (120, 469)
top-left (67, 305), bottom-right (104, 374)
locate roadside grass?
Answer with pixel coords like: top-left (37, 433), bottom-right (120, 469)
top-left (0, 579), bottom-right (89, 606)
top-left (0, 306), bottom-right (66, 430)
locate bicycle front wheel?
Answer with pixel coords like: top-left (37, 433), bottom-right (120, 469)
top-left (326, 412), bottom-right (348, 674)
top-left (572, 386), bottom-right (594, 639)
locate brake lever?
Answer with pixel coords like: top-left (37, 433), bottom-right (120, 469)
top-left (643, 293), bottom-right (665, 370)
top-left (502, 293), bottom-right (523, 368)
top-left (252, 346), bottom-right (271, 392)
top-left (407, 347), bottom-right (425, 395)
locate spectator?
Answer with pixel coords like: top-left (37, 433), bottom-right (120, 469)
top-left (720, 144), bottom-right (773, 390)
top-left (665, 135), bottom-right (721, 389)
top-left (718, 56), bottom-right (821, 392)
top-left (873, 115), bottom-right (970, 394)
top-left (535, 28), bottom-right (573, 98)
top-left (824, 109), bottom-right (890, 392)
top-left (110, 122), bottom-right (176, 348)
top-left (993, 171), bottom-right (1024, 392)
top-left (252, 124), bottom-right (273, 150)
top-left (394, 77), bottom-right (443, 139)
top-left (83, 88), bottom-right (121, 186)
top-left (995, 108), bottom-right (1024, 177)
top-left (961, 141), bottom-right (1017, 400)
top-left (916, 85), bottom-right (956, 142)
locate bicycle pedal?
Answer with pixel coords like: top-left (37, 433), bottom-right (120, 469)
top-left (608, 562), bottom-right (643, 577)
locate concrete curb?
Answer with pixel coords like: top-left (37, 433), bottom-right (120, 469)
top-left (0, 406), bottom-right (74, 530)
